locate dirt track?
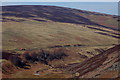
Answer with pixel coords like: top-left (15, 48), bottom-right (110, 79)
top-left (6, 44), bottom-right (116, 52)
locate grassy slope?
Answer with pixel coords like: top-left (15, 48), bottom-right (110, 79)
top-left (2, 18), bottom-right (118, 50)
top-left (2, 5), bottom-right (119, 50)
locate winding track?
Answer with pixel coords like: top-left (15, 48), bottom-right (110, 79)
top-left (6, 44), bottom-right (116, 52)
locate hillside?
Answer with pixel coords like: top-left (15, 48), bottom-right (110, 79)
top-left (2, 5), bottom-right (119, 29)
top-left (1, 5), bottom-right (119, 50)
top-left (1, 45), bottom-right (119, 78)
top-left (62, 44), bottom-right (120, 78)
top-left (1, 5), bottom-right (120, 78)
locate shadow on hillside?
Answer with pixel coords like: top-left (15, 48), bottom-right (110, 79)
top-left (2, 5), bottom-right (119, 31)
top-left (87, 26), bottom-right (120, 35)
top-left (2, 18), bottom-right (26, 22)
top-left (95, 32), bottom-right (120, 39)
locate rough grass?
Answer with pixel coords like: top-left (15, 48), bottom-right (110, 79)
top-left (2, 17), bottom-right (118, 50)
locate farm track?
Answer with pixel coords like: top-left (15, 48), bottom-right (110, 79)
top-left (5, 44), bottom-right (116, 52)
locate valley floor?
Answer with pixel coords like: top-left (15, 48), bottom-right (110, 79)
top-left (2, 45), bottom-right (120, 79)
